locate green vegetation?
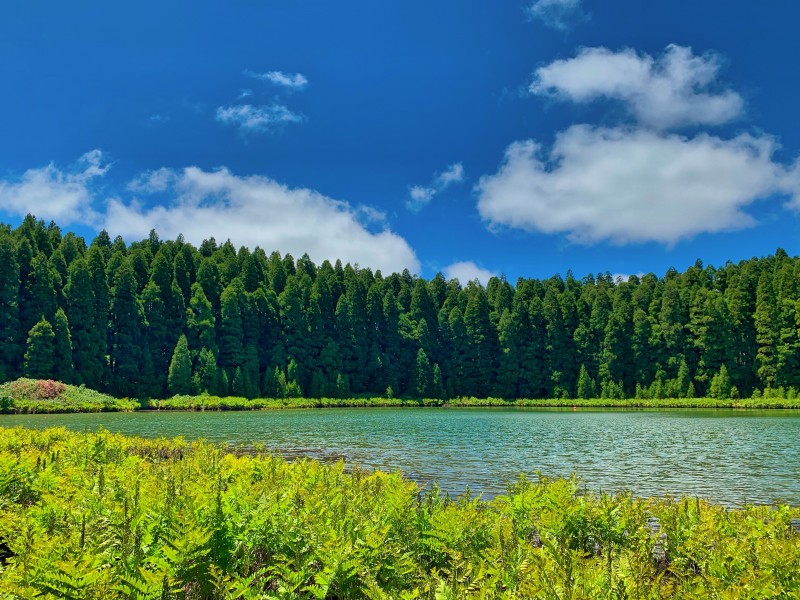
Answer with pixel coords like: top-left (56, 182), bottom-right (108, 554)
top-left (3, 377), bottom-right (800, 413)
top-left (0, 378), bottom-right (138, 414)
top-left (5, 216), bottom-right (800, 402)
top-left (5, 376), bottom-right (800, 414)
top-left (0, 427), bottom-right (798, 598)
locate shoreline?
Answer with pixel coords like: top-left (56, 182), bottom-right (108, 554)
top-left (4, 394), bottom-right (800, 414)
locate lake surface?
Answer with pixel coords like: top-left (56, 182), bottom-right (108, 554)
top-left (2, 408), bottom-right (800, 505)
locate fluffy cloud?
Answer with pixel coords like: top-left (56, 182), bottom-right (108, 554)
top-left (443, 261), bottom-right (497, 287)
top-left (245, 70), bottom-right (308, 90)
top-left (0, 153), bottom-right (419, 274)
top-left (407, 162), bottom-right (465, 212)
top-left (527, 0), bottom-right (586, 31)
top-left (110, 166), bottom-right (419, 273)
top-left (477, 126), bottom-right (799, 245)
top-left (216, 104), bottom-right (302, 133)
top-left (0, 150), bottom-right (106, 225)
top-left (127, 168), bottom-right (177, 194)
top-left (531, 45), bottom-right (743, 130)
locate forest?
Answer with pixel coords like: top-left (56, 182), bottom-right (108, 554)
top-left (2, 214), bottom-right (800, 401)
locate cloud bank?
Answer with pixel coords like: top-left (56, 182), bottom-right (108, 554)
top-left (478, 45), bottom-right (800, 245)
top-left (0, 150), bottom-right (106, 225)
top-left (0, 153), bottom-right (419, 274)
top-left (531, 45), bottom-right (743, 130)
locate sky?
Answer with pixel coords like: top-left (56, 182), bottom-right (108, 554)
top-left (1, 0), bottom-right (799, 285)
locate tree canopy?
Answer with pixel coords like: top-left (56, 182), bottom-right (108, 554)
top-left (2, 215), bottom-right (799, 400)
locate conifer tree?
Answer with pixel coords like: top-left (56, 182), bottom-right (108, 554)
top-left (414, 348), bottom-right (433, 398)
top-left (218, 279), bottom-right (245, 369)
top-left (232, 366), bottom-right (246, 397)
top-left (21, 254), bottom-right (57, 336)
top-left (167, 335), bottom-right (193, 396)
top-left (194, 347), bottom-right (220, 395)
top-left (0, 235), bottom-right (21, 380)
top-left (755, 271), bottom-right (779, 388)
top-left (109, 262), bottom-right (149, 397)
top-left (576, 364), bottom-right (597, 399)
top-left (52, 308), bottom-right (74, 383)
top-left (709, 364), bottom-right (733, 399)
top-left (24, 318), bottom-right (55, 379)
top-left (432, 363), bottom-right (446, 400)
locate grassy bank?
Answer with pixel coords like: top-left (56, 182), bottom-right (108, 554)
top-left (0, 427), bottom-right (798, 598)
top-left (149, 395), bottom-right (800, 411)
top-left (0, 379), bottom-right (139, 414)
top-left (3, 378), bottom-right (800, 414)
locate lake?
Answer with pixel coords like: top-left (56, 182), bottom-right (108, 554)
top-left (2, 407), bottom-right (799, 505)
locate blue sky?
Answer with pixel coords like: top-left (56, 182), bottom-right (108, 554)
top-left (1, 0), bottom-right (799, 284)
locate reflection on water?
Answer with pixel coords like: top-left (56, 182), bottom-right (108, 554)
top-left (3, 407), bottom-right (800, 505)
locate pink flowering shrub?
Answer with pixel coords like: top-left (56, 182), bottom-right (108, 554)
top-left (35, 379), bottom-right (67, 399)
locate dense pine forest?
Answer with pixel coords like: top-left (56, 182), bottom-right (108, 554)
top-left (2, 215), bottom-right (800, 401)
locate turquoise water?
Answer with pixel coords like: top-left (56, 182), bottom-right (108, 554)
top-left (2, 408), bottom-right (799, 505)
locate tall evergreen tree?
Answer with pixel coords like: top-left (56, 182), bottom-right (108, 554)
top-left (24, 318), bottom-right (55, 379)
top-left (167, 335), bottom-right (193, 396)
top-left (52, 308), bottom-right (74, 383)
top-left (0, 235), bottom-right (21, 380)
top-left (109, 262), bottom-right (150, 397)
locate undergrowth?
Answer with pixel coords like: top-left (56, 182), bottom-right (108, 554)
top-left (0, 427), bottom-right (798, 598)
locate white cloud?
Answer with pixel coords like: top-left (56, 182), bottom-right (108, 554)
top-left (531, 45), bottom-right (744, 130)
top-left (106, 166), bottom-right (419, 274)
top-left (0, 150), bottom-right (106, 225)
top-left (443, 261), bottom-right (497, 287)
top-left (127, 168), bottom-right (177, 194)
top-left (407, 186), bottom-right (436, 212)
top-left (527, 0), bottom-right (586, 31)
top-left (0, 153), bottom-right (419, 274)
top-left (245, 70), bottom-right (308, 90)
top-left (435, 163), bottom-right (465, 187)
top-left (407, 162), bottom-right (465, 213)
top-left (216, 104), bottom-right (303, 133)
top-left (477, 125), bottom-right (799, 245)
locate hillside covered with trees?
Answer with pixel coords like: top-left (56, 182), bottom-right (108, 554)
top-left (1, 215), bottom-right (799, 400)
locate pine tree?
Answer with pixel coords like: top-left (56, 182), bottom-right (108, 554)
top-left (64, 258), bottom-right (96, 385)
top-left (709, 364), bottom-right (733, 399)
top-left (463, 285), bottom-right (497, 397)
top-left (755, 271), bottom-right (779, 389)
top-left (576, 364), bottom-right (597, 399)
top-left (86, 245), bottom-right (110, 389)
top-left (218, 279), bottom-right (246, 369)
top-left (167, 335), bottom-right (193, 396)
top-left (414, 348), bottom-right (433, 398)
top-left (20, 254), bottom-right (57, 336)
top-left (232, 367), bottom-right (246, 397)
top-left (24, 318), bottom-right (55, 379)
top-left (335, 372), bottom-right (350, 398)
top-left (195, 347), bottom-right (220, 395)
top-left (432, 363), bottom-right (446, 400)
top-left (186, 283), bottom-right (217, 354)
top-left (52, 308), bottom-right (74, 383)
top-left (0, 235), bottom-right (21, 380)
top-left (109, 262), bottom-right (149, 397)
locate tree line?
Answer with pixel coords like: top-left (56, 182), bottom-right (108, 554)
top-left (1, 215), bottom-right (799, 400)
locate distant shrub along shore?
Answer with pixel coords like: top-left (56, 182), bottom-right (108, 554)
top-left (2, 378), bottom-right (800, 414)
